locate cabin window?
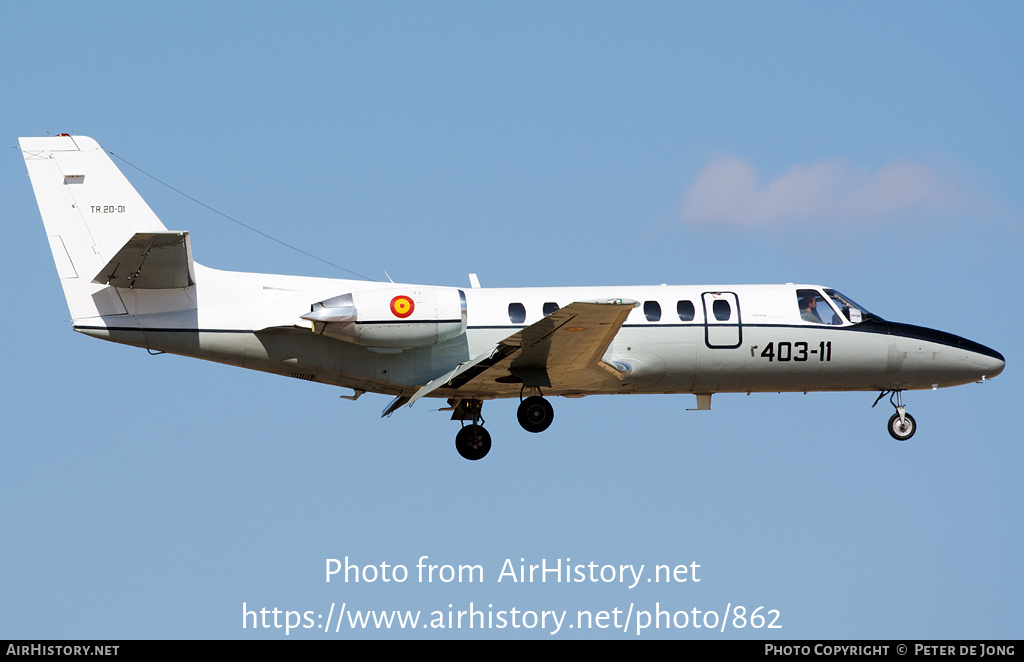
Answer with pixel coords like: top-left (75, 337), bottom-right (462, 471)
top-left (543, 302), bottom-right (560, 316)
top-left (644, 301), bottom-right (662, 322)
top-left (712, 299), bottom-right (731, 321)
top-left (508, 302), bottom-right (526, 324)
top-left (796, 289), bottom-right (841, 325)
top-left (677, 300), bottom-right (695, 321)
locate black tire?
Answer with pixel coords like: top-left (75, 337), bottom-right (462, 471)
top-left (455, 424), bottom-right (491, 460)
top-left (887, 412), bottom-right (916, 441)
top-left (517, 396), bottom-right (554, 433)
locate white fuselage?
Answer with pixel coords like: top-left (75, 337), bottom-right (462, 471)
top-left (73, 268), bottom-right (1004, 401)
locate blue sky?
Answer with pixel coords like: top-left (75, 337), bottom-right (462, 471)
top-left (2, 2), bottom-right (1021, 639)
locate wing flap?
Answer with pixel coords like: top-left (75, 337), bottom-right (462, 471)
top-left (92, 231), bottom-right (195, 289)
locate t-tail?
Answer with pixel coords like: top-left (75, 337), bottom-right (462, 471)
top-left (20, 135), bottom-right (195, 322)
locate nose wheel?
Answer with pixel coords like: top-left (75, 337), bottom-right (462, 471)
top-left (887, 411), bottom-right (916, 441)
top-left (874, 390), bottom-right (917, 441)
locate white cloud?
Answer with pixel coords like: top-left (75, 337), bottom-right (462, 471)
top-left (680, 156), bottom-right (980, 228)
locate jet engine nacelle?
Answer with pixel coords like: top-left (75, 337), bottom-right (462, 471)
top-left (301, 287), bottom-right (468, 349)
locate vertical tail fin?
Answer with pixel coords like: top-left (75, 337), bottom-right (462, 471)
top-left (21, 135), bottom-right (177, 320)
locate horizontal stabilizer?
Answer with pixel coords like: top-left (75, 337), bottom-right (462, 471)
top-left (92, 232), bottom-right (195, 289)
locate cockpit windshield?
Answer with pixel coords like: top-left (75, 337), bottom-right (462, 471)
top-left (823, 289), bottom-right (879, 323)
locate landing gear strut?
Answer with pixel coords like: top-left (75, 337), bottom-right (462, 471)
top-left (874, 390), bottom-right (916, 441)
top-left (451, 399), bottom-right (491, 460)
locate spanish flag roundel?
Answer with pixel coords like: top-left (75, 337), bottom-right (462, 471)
top-left (390, 295), bottom-right (415, 319)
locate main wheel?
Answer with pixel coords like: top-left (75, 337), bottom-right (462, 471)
top-left (887, 412), bottom-right (917, 441)
top-left (455, 424), bottom-right (492, 460)
top-left (517, 396), bottom-right (554, 433)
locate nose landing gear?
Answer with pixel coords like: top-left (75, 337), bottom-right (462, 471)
top-left (887, 411), bottom-right (916, 441)
top-left (873, 390), bottom-right (917, 441)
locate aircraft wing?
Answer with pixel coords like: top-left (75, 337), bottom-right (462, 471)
top-left (405, 298), bottom-right (638, 407)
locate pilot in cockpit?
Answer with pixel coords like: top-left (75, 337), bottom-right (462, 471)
top-left (799, 293), bottom-right (824, 324)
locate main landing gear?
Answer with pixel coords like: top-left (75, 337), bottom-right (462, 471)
top-left (873, 390), bottom-right (917, 441)
top-left (517, 390), bottom-right (554, 434)
top-left (449, 391), bottom-right (557, 460)
top-left (451, 399), bottom-right (491, 461)
top-left (455, 423), bottom-right (491, 461)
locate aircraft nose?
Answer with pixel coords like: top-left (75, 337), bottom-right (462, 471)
top-left (970, 343), bottom-right (1005, 380)
top-left (885, 321), bottom-right (1004, 386)
top-left (954, 334), bottom-right (1004, 382)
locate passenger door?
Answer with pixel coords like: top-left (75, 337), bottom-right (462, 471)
top-left (702, 292), bottom-right (741, 349)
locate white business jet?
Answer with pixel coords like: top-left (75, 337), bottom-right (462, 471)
top-left (21, 135), bottom-right (1005, 460)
